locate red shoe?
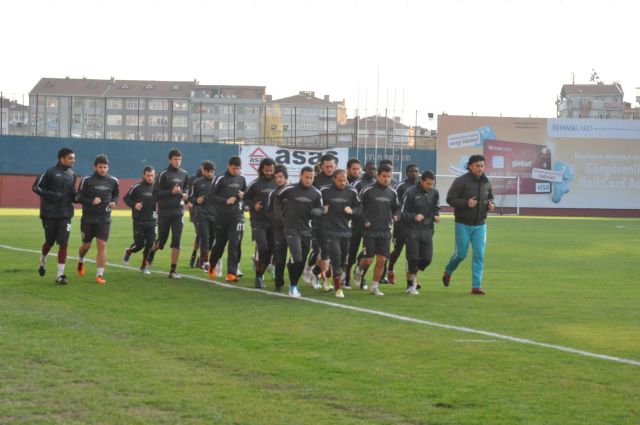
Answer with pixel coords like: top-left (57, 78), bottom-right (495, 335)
top-left (95, 276), bottom-right (106, 285)
top-left (77, 262), bottom-right (86, 277)
top-left (208, 267), bottom-right (217, 279)
top-left (225, 273), bottom-right (239, 283)
top-left (471, 288), bottom-right (485, 295)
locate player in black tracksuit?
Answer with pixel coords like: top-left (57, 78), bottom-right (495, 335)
top-left (123, 166), bottom-right (157, 273)
top-left (32, 147), bottom-right (77, 284)
top-left (208, 156), bottom-right (247, 281)
top-left (189, 161), bottom-right (217, 273)
top-left (320, 169), bottom-right (361, 298)
top-left (76, 154), bottom-right (119, 284)
top-left (387, 164), bottom-right (420, 284)
top-left (188, 167), bottom-right (203, 268)
top-left (345, 162), bottom-right (377, 289)
top-left (352, 164), bottom-right (399, 296)
top-left (266, 165), bottom-right (289, 291)
top-left (147, 149), bottom-right (190, 278)
top-left (244, 158), bottom-right (277, 289)
top-left (277, 166), bottom-right (323, 297)
top-left (401, 171), bottom-right (440, 294)
top-left (346, 157), bottom-right (362, 186)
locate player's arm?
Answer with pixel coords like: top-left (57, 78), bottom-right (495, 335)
top-left (123, 184), bottom-right (137, 209)
top-left (446, 178), bottom-right (468, 208)
top-left (110, 179), bottom-right (120, 207)
top-left (77, 177), bottom-right (94, 207)
top-left (209, 176), bottom-right (230, 205)
top-left (32, 170), bottom-right (62, 201)
top-left (152, 172), bottom-right (172, 200)
top-left (310, 191), bottom-right (324, 218)
top-left (401, 191), bottom-right (417, 223)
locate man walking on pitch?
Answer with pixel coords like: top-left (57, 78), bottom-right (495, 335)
top-left (208, 156), bottom-right (247, 282)
top-left (278, 166), bottom-right (323, 297)
top-left (244, 158), bottom-right (277, 289)
top-left (321, 169), bottom-right (361, 298)
top-left (442, 154), bottom-right (495, 295)
top-left (147, 149), bottom-right (190, 279)
top-left (401, 171), bottom-right (440, 295)
top-left (76, 154), bottom-right (119, 284)
top-left (189, 160), bottom-right (217, 273)
top-left (123, 166), bottom-right (157, 274)
top-left (352, 164), bottom-right (399, 296)
top-left (32, 147), bottom-right (77, 284)
top-left (387, 163), bottom-right (420, 285)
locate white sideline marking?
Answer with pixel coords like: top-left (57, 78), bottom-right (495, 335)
top-left (2, 243), bottom-right (640, 368)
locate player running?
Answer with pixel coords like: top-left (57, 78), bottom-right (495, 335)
top-left (32, 147), bottom-right (77, 284)
top-left (123, 166), bottom-right (157, 274)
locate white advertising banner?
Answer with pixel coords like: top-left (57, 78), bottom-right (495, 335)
top-left (239, 145), bottom-right (349, 183)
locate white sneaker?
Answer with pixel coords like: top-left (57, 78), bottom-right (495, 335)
top-left (202, 262), bottom-right (210, 273)
top-left (312, 274), bottom-right (322, 290)
top-left (352, 267), bottom-right (363, 286)
top-left (406, 286), bottom-right (420, 295)
top-left (335, 289), bottom-right (344, 298)
top-left (369, 286), bottom-right (384, 296)
top-left (322, 276), bottom-right (332, 292)
top-left (215, 260), bottom-right (222, 276)
top-left (168, 271), bottom-right (181, 279)
top-left (236, 266), bottom-right (244, 277)
top-left (140, 267), bottom-right (151, 275)
top-left (303, 265), bottom-right (313, 284)
top-left (289, 285), bottom-right (302, 298)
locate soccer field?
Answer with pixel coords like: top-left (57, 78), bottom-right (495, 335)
top-left (1, 210), bottom-right (639, 424)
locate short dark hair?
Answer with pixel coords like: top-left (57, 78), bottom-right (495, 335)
top-left (168, 149), bottom-right (182, 159)
top-left (379, 159), bottom-right (393, 167)
top-left (228, 156), bottom-right (242, 166)
top-left (94, 154), bottom-right (109, 166)
top-left (346, 158), bottom-right (361, 168)
top-left (467, 154), bottom-right (485, 169)
top-left (259, 157), bottom-right (276, 172)
top-left (143, 166), bottom-right (155, 174)
top-left (57, 147), bottom-right (74, 160)
top-left (274, 164), bottom-right (288, 179)
top-left (202, 160), bottom-right (215, 172)
top-left (333, 169), bottom-right (347, 178)
top-left (405, 163), bottom-right (418, 173)
top-left (378, 164), bottom-right (392, 175)
top-left (300, 166), bottom-right (314, 175)
top-left (365, 161), bottom-right (376, 169)
top-left (320, 153), bottom-right (337, 165)
top-left (421, 170), bottom-right (436, 181)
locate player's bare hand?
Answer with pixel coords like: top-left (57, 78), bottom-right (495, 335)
top-left (393, 215), bottom-right (399, 222)
top-left (134, 202), bottom-right (143, 210)
top-left (468, 196), bottom-right (478, 208)
top-left (227, 196), bottom-right (237, 205)
top-left (415, 214), bottom-right (425, 222)
top-left (108, 202), bottom-right (116, 209)
top-left (237, 191), bottom-right (244, 199)
top-left (364, 222), bottom-right (371, 228)
top-left (323, 205), bottom-right (329, 215)
top-left (181, 193), bottom-right (189, 201)
top-left (344, 206), bottom-right (353, 215)
top-left (197, 196), bottom-right (205, 204)
top-left (171, 184), bottom-right (181, 195)
top-left (434, 215), bottom-right (441, 223)
top-left (92, 197), bottom-right (101, 205)
top-left (488, 201), bottom-right (495, 212)
top-left (255, 201), bottom-right (263, 211)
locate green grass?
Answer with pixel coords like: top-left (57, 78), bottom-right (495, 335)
top-left (1, 211), bottom-right (639, 424)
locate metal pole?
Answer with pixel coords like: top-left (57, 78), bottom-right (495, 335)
top-left (233, 104), bottom-right (236, 142)
top-left (1, 91), bottom-right (3, 135)
top-left (199, 101), bottom-right (202, 143)
top-left (35, 93), bottom-right (39, 135)
top-left (294, 106), bottom-right (297, 147)
top-left (384, 108), bottom-right (388, 159)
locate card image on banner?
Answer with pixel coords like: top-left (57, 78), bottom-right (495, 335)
top-left (483, 139), bottom-right (552, 194)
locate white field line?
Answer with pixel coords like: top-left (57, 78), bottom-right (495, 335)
top-left (2, 243), bottom-right (639, 368)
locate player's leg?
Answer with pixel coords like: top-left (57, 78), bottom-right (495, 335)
top-left (168, 216), bottom-right (184, 278)
top-left (469, 224), bottom-right (487, 294)
top-left (443, 222), bottom-right (471, 286)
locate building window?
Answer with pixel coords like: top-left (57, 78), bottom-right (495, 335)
top-left (107, 98), bottom-right (123, 109)
top-left (126, 131), bottom-right (137, 140)
top-left (149, 99), bottom-right (167, 110)
top-left (126, 115), bottom-right (140, 126)
top-left (148, 115), bottom-right (168, 126)
top-left (173, 100), bottom-right (188, 111)
top-left (172, 116), bottom-right (188, 128)
top-left (107, 131), bottom-right (122, 139)
top-left (107, 115), bottom-right (123, 126)
top-left (47, 98), bottom-right (59, 108)
top-left (126, 99), bottom-right (144, 110)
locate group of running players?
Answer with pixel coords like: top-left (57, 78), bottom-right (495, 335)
top-left (33, 146), bottom-right (492, 298)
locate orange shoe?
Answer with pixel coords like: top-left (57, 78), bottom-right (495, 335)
top-left (77, 262), bottom-right (86, 277)
top-left (225, 273), bottom-right (239, 282)
top-left (208, 267), bottom-right (217, 279)
top-left (95, 276), bottom-right (106, 285)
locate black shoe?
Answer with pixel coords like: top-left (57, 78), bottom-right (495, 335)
top-left (189, 253), bottom-right (197, 268)
top-left (255, 276), bottom-right (265, 289)
top-left (442, 272), bottom-right (451, 287)
top-left (360, 278), bottom-right (368, 290)
top-left (379, 277), bottom-right (389, 284)
top-left (343, 283), bottom-right (352, 290)
top-left (273, 284), bottom-right (283, 293)
top-left (55, 275), bottom-right (68, 285)
top-left (38, 265), bottom-right (46, 277)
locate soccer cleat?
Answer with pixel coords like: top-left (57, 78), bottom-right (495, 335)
top-left (335, 289), bottom-right (345, 298)
top-left (343, 282), bottom-right (352, 290)
top-left (146, 251), bottom-right (156, 267)
top-left (406, 286), bottom-right (420, 295)
top-left (312, 274), bottom-right (322, 290)
top-left (303, 264), bottom-right (313, 284)
top-left (387, 270), bottom-right (396, 284)
top-left (352, 267), bottom-right (363, 287)
top-left (360, 277), bottom-right (368, 291)
top-left (273, 284), bottom-right (283, 293)
top-left (471, 288), bottom-right (486, 295)
top-left (140, 267), bottom-right (151, 275)
top-left (55, 275), bottom-right (68, 285)
top-left (442, 272), bottom-right (451, 287)
top-left (225, 273), bottom-right (239, 283)
top-left (322, 276), bottom-right (333, 292)
top-left (255, 276), bottom-right (265, 289)
top-left (379, 277), bottom-right (389, 284)
top-left (123, 248), bottom-right (131, 265)
top-left (369, 286), bottom-right (384, 296)
top-left (208, 265), bottom-right (217, 279)
top-left (95, 276), bottom-right (106, 285)
top-left (289, 285), bottom-right (301, 298)
top-left (236, 267), bottom-right (244, 278)
top-left (202, 262), bottom-right (210, 273)
top-left (38, 265), bottom-right (46, 277)
top-left (77, 262), bottom-right (86, 277)
top-left (168, 271), bottom-right (182, 279)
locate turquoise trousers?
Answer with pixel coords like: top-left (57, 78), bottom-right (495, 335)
top-left (445, 222), bottom-right (487, 288)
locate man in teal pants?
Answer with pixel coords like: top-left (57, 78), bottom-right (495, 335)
top-left (442, 154), bottom-right (495, 295)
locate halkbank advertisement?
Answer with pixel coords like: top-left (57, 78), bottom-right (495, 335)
top-left (436, 116), bottom-right (640, 209)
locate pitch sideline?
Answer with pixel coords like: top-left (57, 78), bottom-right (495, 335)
top-left (1, 242), bottom-right (639, 368)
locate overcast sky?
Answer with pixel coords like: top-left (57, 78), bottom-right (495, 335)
top-left (1, 0), bottom-right (637, 128)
